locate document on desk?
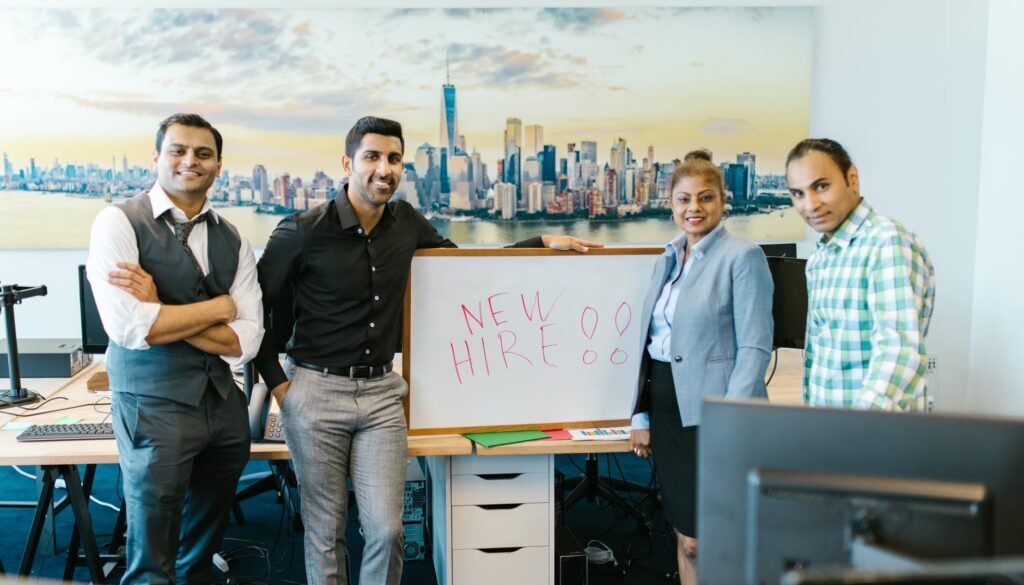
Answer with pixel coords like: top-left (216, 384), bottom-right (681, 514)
top-left (568, 426), bottom-right (630, 441)
top-left (3, 421), bottom-right (31, 431)
top-left (464, 430), bottom-right (549, 448)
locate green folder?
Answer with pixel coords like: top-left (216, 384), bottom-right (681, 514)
top-left (463, 430), bottom-right (549, 448)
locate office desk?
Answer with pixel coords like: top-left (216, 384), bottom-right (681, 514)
top-left (1, 363), bottom-right (471, 582)
top-left (3, 348), bottom-right (803, 583)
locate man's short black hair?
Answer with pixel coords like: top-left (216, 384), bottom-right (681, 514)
top-left (786, 138), bottom-right (853, 177)
top-left (345, 116), bottom-right (404, 158)
top-left (155, 113), bottom-right (223, 160)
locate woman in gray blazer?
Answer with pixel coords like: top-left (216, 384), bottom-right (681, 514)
top-left (628, 150), bottom-right (773, 585)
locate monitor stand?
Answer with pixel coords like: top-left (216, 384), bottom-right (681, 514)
top-left (1, 283), bottom-right (47, 410)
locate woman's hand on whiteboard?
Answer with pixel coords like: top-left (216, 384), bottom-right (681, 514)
top-left (630, 429), bottom-right (652, 458)
top-left (541, 235), bottom-right (605, 253)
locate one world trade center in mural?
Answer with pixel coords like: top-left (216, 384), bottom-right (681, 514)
top-left (439, 53), bottom-right (459, 199)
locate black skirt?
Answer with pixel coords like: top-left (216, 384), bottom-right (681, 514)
top-left (649, 359), bottom-right (698, 537)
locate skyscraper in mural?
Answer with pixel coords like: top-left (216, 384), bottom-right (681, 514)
top-left (252, 164), bottom-right (269, 203)
top-left (439, 53), bottom-right (458, 199)
top-left (504, 117), bottom-right (522, 206)
top-left (737, 151), bottom-right (756, 202)
top-left (524, 125), bottom-right (543, 158)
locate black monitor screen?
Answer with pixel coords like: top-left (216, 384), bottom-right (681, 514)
top-left (767, 256), bottom-right (807, 349)
top-left (759, 242), bottom-right (798, 259)
top-left (698, 400), bottom-right (1024, 585)
top-left (78, 265), bottom-right (109, 354)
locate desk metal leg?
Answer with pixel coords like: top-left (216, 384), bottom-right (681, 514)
top-left (61, 465), bottom-right (105, 583)
top-left (235, 460), bottom-right (302, 531)
top-left (63, 464), bottom-right (104, 581)
top-left (19, 465), bottom-right (105, 583)
top-left (108, 504), bottom-right (126, 555)
top-left (20, 467), bottom-right (59, 575)
top-left (35, 465), bottom-right (58, 555)
top-left (562, 454), bottom-right (652, 533)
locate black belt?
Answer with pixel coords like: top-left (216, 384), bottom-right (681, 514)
top-left (295, 361), bottom-right (393, 379)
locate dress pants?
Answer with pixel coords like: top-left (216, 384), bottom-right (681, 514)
top-left (281, 366), bottom-right (408, 585)
top-left (112, 384), bottom-right (250, 585)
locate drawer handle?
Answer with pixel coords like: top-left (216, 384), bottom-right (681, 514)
top-left (477, 503), bottom-right (522, 510)
top-left (477, 547), bottom-right (523, 554)
top-left (476, 473), bottom-right (522, 481)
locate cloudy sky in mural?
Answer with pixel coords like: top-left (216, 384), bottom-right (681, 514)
top-left (0, 7), bottom-right (811, 177)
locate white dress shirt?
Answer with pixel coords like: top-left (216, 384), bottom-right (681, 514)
top-left (86, 184), bottom-right (263, 367)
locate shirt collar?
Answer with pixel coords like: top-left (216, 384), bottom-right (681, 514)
top-left (818, 198), bottom-right (870, 250)
top-left (334, 184), bottom-right (396, 232)
top-left (665, 221), bottom-right (725, 262)
top-left (147, 182), bottom-right (218, 224)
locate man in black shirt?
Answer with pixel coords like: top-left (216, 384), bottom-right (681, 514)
top-left (255, 116), bottom-right (598, 585)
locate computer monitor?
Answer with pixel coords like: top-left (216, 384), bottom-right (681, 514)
top-left (767, 256), bottom-right (807, 349)
top-left (698, 400), bottom-right (1024, 585)
top-left (78, 265), bottom-right (108, 354)
top-left (760, 242), bottom-right (798, 259)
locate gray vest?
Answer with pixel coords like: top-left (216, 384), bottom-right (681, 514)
top-left (106, 193), bottom-right (241, 406)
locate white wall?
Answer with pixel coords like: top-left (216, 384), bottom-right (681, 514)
top-left (0, 250), bottom-right (88, 339)
top-left (809, 0), bottom-right (991, 412)
top-left (967, 0), bottom-right (1024, 415)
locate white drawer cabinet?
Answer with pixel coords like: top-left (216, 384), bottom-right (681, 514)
top-left (451, 472), bottom-right (549, 506)
top-left (428, 455), bottom-right (554, 585)
top-left (452, 503), bottom-right (549, 549)
top-left (452, 454), bottom-right (549, 475)
top-left (452, 547), bottom-right (550, 585)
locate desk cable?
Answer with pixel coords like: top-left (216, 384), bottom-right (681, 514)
top-left (216, 536), bottom-right (305, 585)
top-left (765, 348), bottom-right (780, 386)
top-left (8, 465), bottom-right (120, 512)
top-left (584, 539), bottom-right (618, 565)
top-left (7, 396), bottom-right (113, 418)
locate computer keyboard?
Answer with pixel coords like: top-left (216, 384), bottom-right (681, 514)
top-left (16, 422), bottom-right (115, 442)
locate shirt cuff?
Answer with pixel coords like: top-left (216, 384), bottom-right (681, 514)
top-left (508, 235), bottom-right (545, 248)
top-left (630, 413), bottom-right (650, 430)
top-left (120, 301), bottom-right (161, 350)
top-left (220, 320), bottom-right (264, 367)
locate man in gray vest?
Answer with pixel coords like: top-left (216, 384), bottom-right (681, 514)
top-left (87, 113), bottom-right (264, 584)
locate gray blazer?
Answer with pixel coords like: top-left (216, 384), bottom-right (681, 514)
top-left (630, 225), bottom-right (774, 427)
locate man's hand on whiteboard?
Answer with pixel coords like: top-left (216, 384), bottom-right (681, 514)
top-left (630, 429), bottom-right (652, 458)
top-left (540, 235), bottom-right (605, 253)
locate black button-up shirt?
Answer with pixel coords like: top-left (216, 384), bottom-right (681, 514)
top-left (254, 187), bottom-right (542, 389)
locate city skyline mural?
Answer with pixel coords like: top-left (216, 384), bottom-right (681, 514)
top-left (0, 7), bottom-right (813, 249)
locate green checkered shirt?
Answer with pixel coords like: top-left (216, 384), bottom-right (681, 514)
top-left (803, 200), bottom-right (935, 410)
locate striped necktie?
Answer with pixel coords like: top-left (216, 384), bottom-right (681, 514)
top-left (169, 212), bottom-right (208, 277)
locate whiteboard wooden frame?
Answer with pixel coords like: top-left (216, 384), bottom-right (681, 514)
top-left (402, 247), bottom-right (663, 436)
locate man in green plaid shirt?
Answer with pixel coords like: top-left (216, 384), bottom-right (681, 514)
top-left (786, 139), bottom-right (935, 410)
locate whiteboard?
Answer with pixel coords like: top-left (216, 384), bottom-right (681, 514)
top-left (403, 248), bottom-right (662, 435)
